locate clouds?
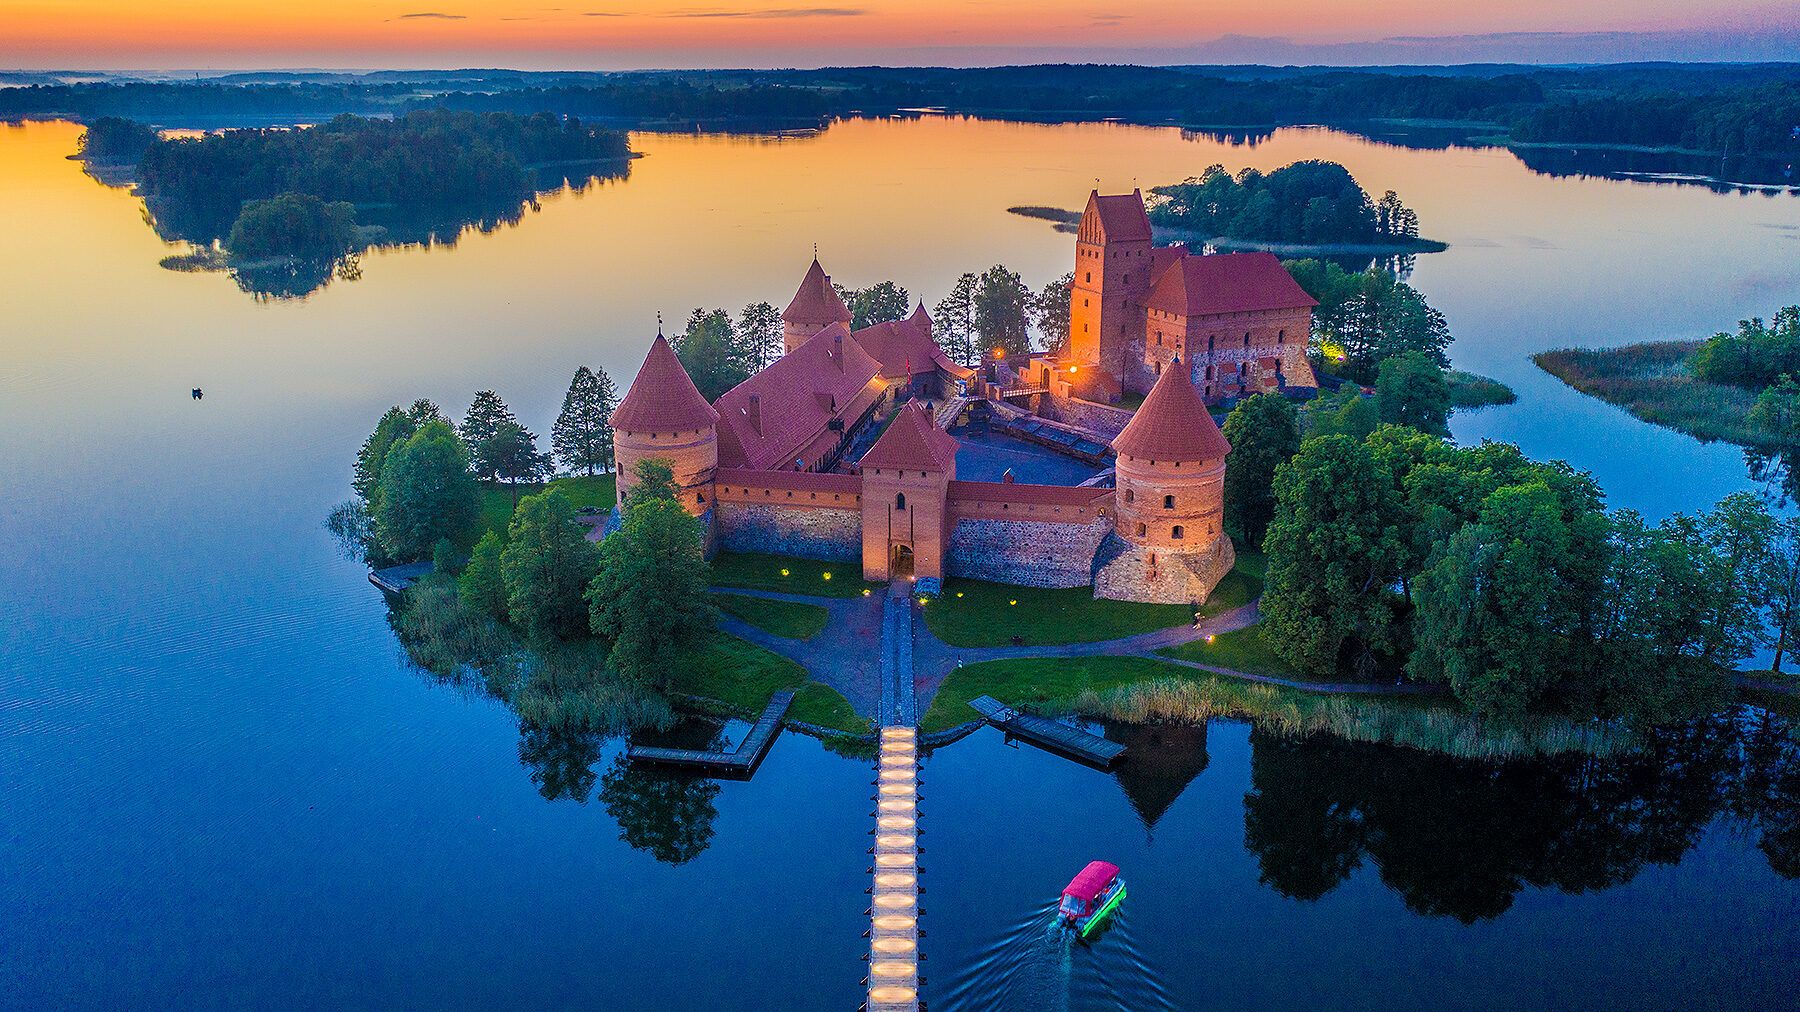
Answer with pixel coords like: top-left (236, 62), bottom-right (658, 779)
top-left (395, 11), bottom-right (466, 19)
top-left (576, 6), bottom-right (865, 16)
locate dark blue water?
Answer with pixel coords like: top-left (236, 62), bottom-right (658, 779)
top-left (5, 116), bottom-right (1800, 1009)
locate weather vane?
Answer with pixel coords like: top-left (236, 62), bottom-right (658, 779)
top-left (656, 310), bottom-right (663, 336)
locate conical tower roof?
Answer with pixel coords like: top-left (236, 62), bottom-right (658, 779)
top-left (610, 333), bottom-right (719, 432)
top-left (782, 258), bottom-right (853, 326)
top-left (1111, 358), bottom-right (1231, 461)
top-left (860, 401), bottom-right (959, 472)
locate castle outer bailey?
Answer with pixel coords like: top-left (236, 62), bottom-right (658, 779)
top-left (609, 189), bottom-right (1316, 605)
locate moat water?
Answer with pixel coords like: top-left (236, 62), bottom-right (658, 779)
top-left (3, 116), bottom-right (1800, 1009)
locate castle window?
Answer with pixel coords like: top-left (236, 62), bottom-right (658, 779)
top-left (1163, 494), bottom-right (1175, 509)
top-left (1156, 332), bottom-right (1163, 345)
top-left (1124, 488), bottom-right (1134, 503)
top-left (1085, 272), bottom-right (1092, 283)
top-left (1155, 362), bottom-right (1162, 376)
top-left (1137, 523), bottom-right (1147, 537)
top-left (1278, 329), bottom-right (1286, 343)
top-left (1172, 525), bottom-right (1185, 539)
top-left (1123, 273), bottom-right (1130, 284)
top-left (698, 492), bottom-right (705, 503)
top-left (895, 493), bottom-right (906, 510)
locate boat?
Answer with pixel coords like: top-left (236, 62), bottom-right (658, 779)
top-left (1058, 860), bottom-right (1126, 937)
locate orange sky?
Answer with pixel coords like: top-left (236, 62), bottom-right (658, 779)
top-left (3, 0), bottom-right (1797, 69)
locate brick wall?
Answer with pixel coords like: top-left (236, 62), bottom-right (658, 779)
top-left (1037, 392), bottom-right (1135, 441)
top-left (715, 502), bottom-right (862, 561)
top-left (945, 516), bottom-right (1111, 588)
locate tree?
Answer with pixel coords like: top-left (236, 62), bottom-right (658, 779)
top-left (1375, 190), bottom-right (1419, 239)
top-left (934, 272), bottom-right (979, 365)
top-left (1765, 518), bottom-right (1800, 673)
top-left (675, 307), bottom-right (748, 400)
top-left (838, 281), bottom-right (910, 330)
top-left (459, 529), bottom-right (509, 618)
top-left (460, 390), bottom-right (517, 478)
top-left (479, 421), bottom-right (549, 503)
top-left (1304, 385), bottom-right (1378, 441)
top-left (1261, 435), bottom-right (1405, 676)
top-left (1221, 393), bottom-right (1301, 548)
top-left (973, 264), bottom-right (1033, 359)
top-left (1749, 373), bottom-right (1800, 444)
top-left (1374, 350), bottom-right (1451, 435)
top-left (226, 192), bottom-right (358, 259)
top-left (552, 365), bottom-right (616, 477)
top-left (373, 419), bottom-right (480, 561)
top-left (736, 301), bottom-right (783, 373)
top-left (354, 398), bottom-right (447, 507)
top-left (626, 458), bottom-right (680, 508)
top-left (1285, 259), bottom-right (1451, 383)
top-left (587, 460), bottom-right (717, 688)
top-left (1032, 271), bottom-right (1073, 353)
top-left (1688, 491), bottom-right (1777, 666)
top-left (502, 489), bottom-right (602, 641)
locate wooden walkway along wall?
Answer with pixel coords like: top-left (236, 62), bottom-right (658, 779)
top-left (626, 691), bottom-right (795, 777)
top-left (968, 695), bottom-right (1127, 769)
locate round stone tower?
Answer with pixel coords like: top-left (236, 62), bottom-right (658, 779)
top-left (781, 257), bottom-right (854, 355)
top-left (1095, 356), bottom-right (1236, 604)
top-left (610, 332), bottom-right (720, 517)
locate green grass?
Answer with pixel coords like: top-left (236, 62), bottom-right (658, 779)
top-left (1157, 625), bottom-right (1306, 679)
top-left (1117, 391), bottom-right (1147, 410)
top-left (708, 551), bottom-right (877, 598)
top-left (477, 473), bottom-right (618, 539)
top-left (711, 592), bottom-right (830, 639)
top-left (1534, 341), bottom-right (1770, 446)
top-left (920, 655), bottom-right (1630, 758)
top-left (1447, 369), bottom-right (1518, 409)
top-left (671, 633), bottom-right (869, 735)
top-left (921, 579), bottom-right (1191, 647)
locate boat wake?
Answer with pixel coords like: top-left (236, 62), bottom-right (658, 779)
top-left (937, 898), bottom-right (1174, 1011)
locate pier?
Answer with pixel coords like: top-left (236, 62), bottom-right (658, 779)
top-left (968, 695), bottom-right (1127, 769)
top-left (368, 561), bottom-right (432, 594)
top-left (626, 690), bottom-right (794, 778)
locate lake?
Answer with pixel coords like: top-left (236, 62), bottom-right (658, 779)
top-left (2, 114), bottom-right (1798, 1009)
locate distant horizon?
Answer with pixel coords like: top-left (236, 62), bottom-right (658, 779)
top-left (2, 1), bottom-right (1797, 72)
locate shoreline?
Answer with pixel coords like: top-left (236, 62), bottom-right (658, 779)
top-left (1533, 339), bottom-right (1776, 448)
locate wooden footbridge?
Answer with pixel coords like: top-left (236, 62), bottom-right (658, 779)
top-left (625, 691), bottom-right (794, 778)
top-left (968, 695), bottom-right (1127, 769)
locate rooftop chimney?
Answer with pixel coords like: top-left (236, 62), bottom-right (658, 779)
top-left (747, 393), bottom-right (762, 435)
top-left (833, 331), bottom-right (844, 372)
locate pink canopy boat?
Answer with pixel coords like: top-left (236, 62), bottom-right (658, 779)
top-left (1058, 860), bottom-right (1126, 937)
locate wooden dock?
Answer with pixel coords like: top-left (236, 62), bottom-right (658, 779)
top-left (968, 695), bottom-right (1127, 769)
top-left (368, 561), bottom-right (433, 594)
top-left (627, 691), bottom-right (794, 777)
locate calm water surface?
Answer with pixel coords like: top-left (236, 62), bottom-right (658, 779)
top-left (3, 116), bottom-right (1799, 1009)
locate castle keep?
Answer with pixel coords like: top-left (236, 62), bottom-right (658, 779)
top-left (610, 189), bottom-right (1314, 604)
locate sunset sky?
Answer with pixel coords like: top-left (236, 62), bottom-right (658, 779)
top-left (4, 0), bottom-right (1798, 70)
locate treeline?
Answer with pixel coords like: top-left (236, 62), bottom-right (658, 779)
top-left (1512, 81), bottom-right (1800, 160)
top-left (1148, 161), bottom-right (1420, 245)
top-left (136, 109), bottom-right (630, 242)
top-left (76, 116), bottom-right (157, 159)
top-left (1691, 306), bottom-right (1800, 391)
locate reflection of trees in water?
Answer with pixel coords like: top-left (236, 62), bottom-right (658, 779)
top-left (1242, 710), bottom-right (1800, 922)
top-left (598, 756), bottom-right (722, 866)
top-left (517, 724), bottom-right (603, 804)
top-left (1745, 447), bottom-right (1800, 508)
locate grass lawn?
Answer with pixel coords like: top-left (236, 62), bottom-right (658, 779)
top-left (1157, 625), bottom-right (1304, 679)
top-left (1533, 341), bottom-right (1770, 446)
top-left (709, 551), bottom-right (878, 598)
top-left (711, 593), bottom-right (830, 639)
top-left (922, 654), bottom-right (1179, 731)
top-left (477, 474), bottom-right (617, 538)
top-left (672, 633), bottom-right (868, 735)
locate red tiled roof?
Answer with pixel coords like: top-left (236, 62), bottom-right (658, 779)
top-left (859, 400), bottom-right (960, 472)
top-left (948, 480), bottom-right (1111, 507)
top-left (1111, 357), bottom-right (1232, 462)
top-left (715, 468), bottom-right (863, 496)
top-left (1087, 190), bottom-right (1152, 242)
top-left (781, 258), bottom-right (853, 325)
top-left (715, 322), bottom-right (883, 471)
top-left (610, 333), bottom-right (719, 433)
top-left (1146, 251), bottom-right (1317, 318)
top-left (851, 303), bottom-right (975, 382)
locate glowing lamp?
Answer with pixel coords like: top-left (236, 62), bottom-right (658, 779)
top-left (780, 568), bottom-right (790, 577)
top-left (822, 571), bottom-right (832, 580)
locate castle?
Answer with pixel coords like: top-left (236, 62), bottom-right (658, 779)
top-left (608, 189), bottom-right (1316, 605)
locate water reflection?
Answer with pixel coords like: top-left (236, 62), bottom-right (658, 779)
top-left (1242, 711), bottom-right (1800, 923)
top-left (1105, 721), bottom-right (1209, 837)
top-left (939, 898), bottom-right (1176, 1012)
top-left (598, 758), bottom-right (723, 867)
top-left (517, 723), bottom-right (602, 804)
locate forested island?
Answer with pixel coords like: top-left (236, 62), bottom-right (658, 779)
top-left (101, 110), bottom-right (632, 296)
top-left (10, 62), bottom-right (1798, 184)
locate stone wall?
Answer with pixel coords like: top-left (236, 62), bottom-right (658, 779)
top-left (1093, 531), bottom-right (1236, 605)
top-left (715, 502), bottom-right (862, 561)
top-left (945, 516), bottom-right (1111, 588)
top-left (1037, 392), bottom-right (1135, 441)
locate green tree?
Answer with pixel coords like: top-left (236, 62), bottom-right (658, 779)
top-left (973, 264), bottom-right (1033, 358)
top-left (1262, 435), bottom-right (1405, 675)
top-left (480, 421), bottom-right (548, 504)
top-left (626, 458), bottom-right (679, 508)
top-left (1688, 491), bottom-right (1777, 666)
top-left (460, 390), bottom-right (517, 478)
top-left (1221, 393), bottom-right (1301, 547)
top-left (736, 301), bottom-right (783, 372)
top-left (1763, 517), bottom-right (1800, 673)
top-left (552, 365), bottom-right (616, 477)
top-left (1304, 385), bottom-right (1378, 441)
top-left (502, 489), bottom-right (602, 641)
top-left (1749, 373), bottom-right (1800, 444)
top-left (1374, 350), bottom-right (1451, 435)
top-left (838, 280), bottom-right (910, 330)
top-left (587, 460), bottom-right (717, 689)
top-left (354, 398), bottom-right (448, 507)
top-left (226, 191), bottom-right (358, 259)
top-left (934, 272), bottom-right (979, 365)
top-left (1031, 271), bottom-right (1074, 354)
top-left (373, 419), bottom-right (480, 561)
top-left (675, 307), bottom-right (748, 400)
top-left (459, 529), bottom-right (509, 618)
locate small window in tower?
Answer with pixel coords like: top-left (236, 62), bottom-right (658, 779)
top-left (1085, 272), bottom-right (1092, 283)
top-left (1156, 332), bottom-right (1163, 345)
top-left (1124, 488), bottom-right (1134, 503)
top-left (697, 492), bottom-right (705, 504)
top-left (895, 492), bottom-right (907, 510)
top-left (1137, 522), bottom-right (1147, 537)
top-left (1278, 329), bottom-right (1286, 343)
top-left (1172, 525), bottom-right (1185, 539)
top-left (1155, 362), bottom-right (1162, 376)
top-left (1163, 494), bottom-right (1175, 509)
top-left (1123, 273), bottom-right (1130, 284)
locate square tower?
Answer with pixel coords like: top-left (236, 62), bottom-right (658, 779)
top-left (1068, 189), bottom-right (1154, 401)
